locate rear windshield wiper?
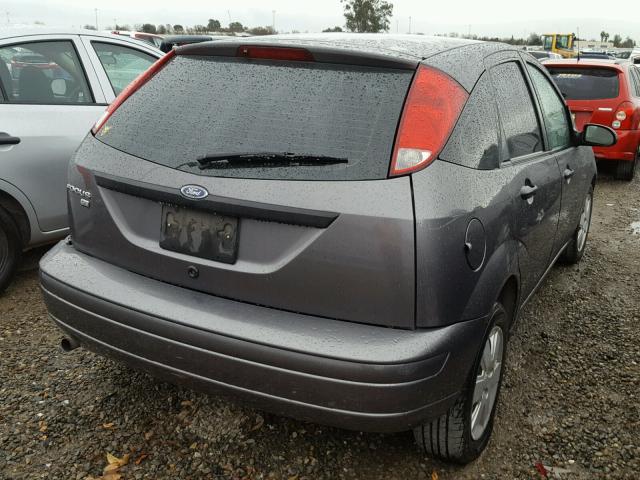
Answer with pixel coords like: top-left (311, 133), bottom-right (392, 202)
top-left (180, 152), bottom-right (348, 170)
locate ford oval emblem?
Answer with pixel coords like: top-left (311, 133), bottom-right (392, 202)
top-left (180, 185), bottom-right (209, 200)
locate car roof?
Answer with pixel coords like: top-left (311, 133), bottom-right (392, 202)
top-left (0, 27), bottom-right (163, 52)
top-left (162, 34), bottom-right (222, 42)
top-left (205, 33), bottom-right (487, 61)
top-left (177, 33), bottom-right (509, 92)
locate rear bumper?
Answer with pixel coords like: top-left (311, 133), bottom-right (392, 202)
top-left (593, 129), bottom-right (639, 161)
top-left (40, 242), bottom-right (489, 433)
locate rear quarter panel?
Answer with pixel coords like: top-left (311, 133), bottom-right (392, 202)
top-left (412, 160), bottom-right (520, 328)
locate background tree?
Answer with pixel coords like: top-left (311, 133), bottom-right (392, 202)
top-left (527, 32), bottom-right (541, 46)
top-left (323, 26), bottom-right (343, 32)
top-left (207, 19), bottom-right (221, 31)
top-left (141, 23), bottom-right (157, 34)
top-left (228, 21), bottom-right (245, 32)
top-left (621, 36), bottom-right (636, 48)
top-left (83, 24), bottom-right (97, 30)
top-left (173, 24), bottom-right (184, 33)
top-left (342, 0), bottom-right (393, 33)
top-left (157, 24), bottom-right (166, 35)
top-left (612, 34), bottom-right (622, 47)
top-left (247, 26), bottom-right (276, 35)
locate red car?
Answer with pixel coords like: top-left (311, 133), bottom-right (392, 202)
top-left (545, 59), bottom-right (640, 180)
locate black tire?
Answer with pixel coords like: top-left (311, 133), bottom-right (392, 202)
top-left (0, 206), bottom-right (22, 294)
top-left (615, 157), bottom-right (636, 181)
top-left (413, 303), bottom-right (508, 464)
top-left (560, 186), bottom-right (593, 265)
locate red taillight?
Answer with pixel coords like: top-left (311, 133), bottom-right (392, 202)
top-left (612, 101), bottom-right (635, 130)
top-left (236, 45), bottom-right (314, 62)
top-left (91, 49), bottom-right (176, 135)
top-left (389, 65), bottom-right (468, 176)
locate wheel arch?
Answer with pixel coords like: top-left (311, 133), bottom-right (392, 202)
top-left (461, 239), bottom-right (520, 322)
top-left (497, 275), bottom-right (519, 328)
top-left (0, 188), bottom-right (31, 247)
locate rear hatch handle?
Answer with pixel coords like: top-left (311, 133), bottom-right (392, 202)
top-left (95, 173), bottom-right (339, 229)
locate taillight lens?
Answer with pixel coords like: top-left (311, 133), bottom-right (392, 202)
top-left (91, 49), bottom-right (176, 135)
top-left (389, 65), bottom-right (468, 176)
top-left (612, 101), bottom-right (635, 130)
top-left (236, 45), bottom-right (314, 62)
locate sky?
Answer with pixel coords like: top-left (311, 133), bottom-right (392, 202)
top-left (2, 0), bottom-right (640, 41)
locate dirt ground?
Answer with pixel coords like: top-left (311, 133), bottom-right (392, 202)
top-left (0, 168), bottom-right (638, 479)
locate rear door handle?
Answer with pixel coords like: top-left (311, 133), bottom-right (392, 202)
top-left (564, 167), bottom-right (575, 179)
top-left (520, 184), bottom-right (539, 199)
top-left (0, 132), bottom-right (20, 146)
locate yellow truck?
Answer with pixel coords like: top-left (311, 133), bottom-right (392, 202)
top-left (541, 33), bottom-right (576, 58)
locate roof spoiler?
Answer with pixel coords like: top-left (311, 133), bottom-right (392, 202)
top-left (175, 41), bottom-right (419, 70)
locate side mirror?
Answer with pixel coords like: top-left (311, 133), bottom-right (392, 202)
top-left (580, 124), bottom-right (617, 147)
top-left (51, 78), bottom-right (67, 96)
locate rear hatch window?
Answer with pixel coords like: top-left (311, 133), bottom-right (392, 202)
top-left (97, 55), bottom-right (414, 180)
top-left (547, 67), bottom-right (620, 100)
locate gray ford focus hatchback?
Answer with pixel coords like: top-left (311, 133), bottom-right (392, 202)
top-left (40, 34), bottom-right (615, 463)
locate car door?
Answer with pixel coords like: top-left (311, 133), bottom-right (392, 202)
top-left (79, 36), bottom-right (159, 102)
top-left (487, 56), bottom-right (563, 300)
top-left (523, 60), bottom-right (593, 256)
top-left (0, 35), bottom-right (107, 233)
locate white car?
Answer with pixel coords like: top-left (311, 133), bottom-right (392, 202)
top-left (0, 28), bottom-right (162, 292)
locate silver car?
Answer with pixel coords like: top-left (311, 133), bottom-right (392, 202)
top-left (0, 28), bottom-right (161, 292)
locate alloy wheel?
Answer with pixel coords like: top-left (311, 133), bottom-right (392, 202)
top-left (470, 325), bottom-right (504, 441)
top-left (576, 194), bottom-right (592, 252)
top-left (0, 229), bottom-right (8, 275)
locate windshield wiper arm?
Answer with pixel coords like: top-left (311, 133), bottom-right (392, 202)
top-left (194, 152), bottom-right (348, 170)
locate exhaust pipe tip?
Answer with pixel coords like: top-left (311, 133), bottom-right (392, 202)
top-left (60, 336), bottom-right (80, 352)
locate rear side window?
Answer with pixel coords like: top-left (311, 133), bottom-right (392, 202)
top-left (526, 64), bottom-right (571, 150)
top-left (547, 67), bottom-right (620, 100)
top-left (490, 62), bottom-right (543, 160)
top-left (91, 42), bottom-right (156, 95)
top-left (0, 40), bottom-right (93, 104)
top-left (97, 56), bottom-right (413, 181)
top-left (440, 72), bottom-right (500, 170)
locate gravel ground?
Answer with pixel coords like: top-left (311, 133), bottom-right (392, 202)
top-left (1, 169), bottom-right (638, 480)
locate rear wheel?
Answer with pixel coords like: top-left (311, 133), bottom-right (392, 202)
top-left (0, 206), bottom-right (21, 294)
top-left (413, 303), bottom-right (508, 464)
top-left (560, 186), bottom-right (593, 264)
top-left (615, 155), bottom-right (637, 181)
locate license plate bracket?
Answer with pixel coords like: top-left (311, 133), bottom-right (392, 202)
top-left (159, 204), bottom-right (239, 264)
